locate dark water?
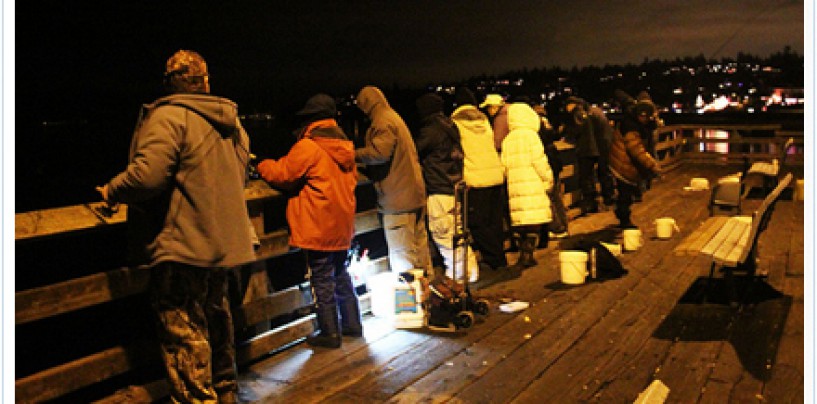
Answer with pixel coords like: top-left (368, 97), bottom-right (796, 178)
top-left (15, 110), bottom-right (802, 213)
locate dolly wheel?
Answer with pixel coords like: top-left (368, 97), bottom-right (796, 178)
top-left (455, 311), bottom-right (475, 329)
top-left (474, 299), bottom-right (490, 316)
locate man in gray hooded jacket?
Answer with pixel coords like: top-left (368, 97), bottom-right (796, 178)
top-left (355, 86), bottom-right (432, 275)
top-left (97, 50), bottom-right (255, 404)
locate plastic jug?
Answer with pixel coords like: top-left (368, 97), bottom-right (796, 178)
top-left (393, 273), bottom-right (425, 329)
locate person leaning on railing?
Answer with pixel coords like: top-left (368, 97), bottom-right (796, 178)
top-left (96, 50), bottom-right (256, 404)
top-left (255, 93), bottom-right (362, 349)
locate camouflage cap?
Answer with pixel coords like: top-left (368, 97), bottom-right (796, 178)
top-left (165, 50), bottom-right (208, 79)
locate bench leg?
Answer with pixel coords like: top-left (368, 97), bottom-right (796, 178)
top-left (704, 262), bottom-right (718, 303)
top-left (724, 267), bottom-right (738, 307)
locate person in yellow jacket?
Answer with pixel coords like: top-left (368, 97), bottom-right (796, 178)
top-left (500, 103), bottom-right (554, 269)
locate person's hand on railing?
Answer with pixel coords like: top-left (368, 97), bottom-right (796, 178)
top-left (94, 184), bottom-right (119, 217)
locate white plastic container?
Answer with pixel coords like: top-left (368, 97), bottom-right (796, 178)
top-left (654, 217), bottom-right (680, 239)
top-left (622, 229), bottom-right (643, 251)
top-left (393, 276), bottom-right (424, 329)
top-left (368, 272), bottom-right (398, 318)
top-left (559, 251), bottom-right (589, 285)
top-left (689, 178), bottom-right (709, 190)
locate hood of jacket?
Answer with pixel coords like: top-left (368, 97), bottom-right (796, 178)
top-left (148, 93), bottom-right (240, 139)
top-left (356, 86), bottom-right (390, 116)
top-left (507, 103), bottom-right (541, 133)
top-left (451, 105), bottom-right (492, 134)
top-left (306, 124), bottom-right (356, 172)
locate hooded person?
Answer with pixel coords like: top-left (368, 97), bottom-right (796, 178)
top-left (414, 92), bottom-right (479, 283)
top-left (96, 50), bottom-right (255, 403)
top-left (355, 86), bottom-right (432, 275)
top-left (256, 93), bottom-right (362, 348)
top-left (450, 86), bottom-right (508, 272)
top-left (501, 103), bottom-right (554, 270)
top-left (562, 96), bottom-right (616, 212)
top-left (608, 90), bottom-right (662, 228)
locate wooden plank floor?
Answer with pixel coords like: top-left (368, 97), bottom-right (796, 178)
top-left (237, 165), bottom-right (803, 403)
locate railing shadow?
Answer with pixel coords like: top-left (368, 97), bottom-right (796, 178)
top-left (652, 276), bottom-right (791, 381)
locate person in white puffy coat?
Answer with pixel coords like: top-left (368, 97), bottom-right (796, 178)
top-left (500, 103), bottom-right (554, 269)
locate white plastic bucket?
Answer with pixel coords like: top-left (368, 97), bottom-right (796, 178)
top-left (622, 229), bottom-right (643, 251)
top-left (690, 178), bottom-right (709, 190)
top-left (654, 217), bottom-right (680, 239)
top-left (368, 272), bottom-right (398, 318)
top-left (559, 251), bottom-right (588, 285)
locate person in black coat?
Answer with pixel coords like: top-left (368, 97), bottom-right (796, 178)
top-left (414, 93), bottom-right (479, 282)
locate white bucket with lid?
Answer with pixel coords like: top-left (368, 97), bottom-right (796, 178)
top-left (654, 217), bottom-right (680, 239)
top-left (622, 229), bottom-right (643, 251)
top-left (559, 251), bottom-right (588, 285)
top-left (689, 178), bottom-right (709, 190)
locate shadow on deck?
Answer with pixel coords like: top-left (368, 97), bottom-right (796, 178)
top-left (237, 164), bottom-right (804, 403)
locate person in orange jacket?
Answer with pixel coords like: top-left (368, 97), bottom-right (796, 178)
top-left (256, 93), bottom-right (362, 348)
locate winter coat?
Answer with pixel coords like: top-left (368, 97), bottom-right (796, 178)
top-left (501, 103), bottom-right (553, 226)
top-left (608, 122), bottom-right (661, 186)
top-left (106, 93), bottom-right (256, 268)
top-left (355, 86), bottom-right (426, 214)
top-left (414, 111), bottom-right (464, 195)
top-left (450, 105), bottom-right (505, 188)
top-left (492, 104), bottom-right (509, 151)
top-left (563, 105), bottom-right (607, 159)
top-left (257, 120), bottom-right (357, 251)
top-left (587, 106), bottom-right (613, 157)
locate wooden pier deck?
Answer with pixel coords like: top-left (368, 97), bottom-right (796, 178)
top-left (236, 164), bottom-right (804, 403)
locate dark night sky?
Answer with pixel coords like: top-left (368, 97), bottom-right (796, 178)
top-left (15, 0), bottom-right (805, 118)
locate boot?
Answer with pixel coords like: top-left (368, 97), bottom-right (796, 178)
top-left (511, 233), bottom-right (537, 270)
top-left (307, 305), bottom-right (341, 348)
top-left (522, 233), bottom-right (539, 268)
top-left (339, 299), bottom-right (363, 337)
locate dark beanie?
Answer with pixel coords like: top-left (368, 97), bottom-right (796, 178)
top-left (614, 89), bottom-right (635, 107)
top-left (454, 87), bottom-right (477, 107)
top-left (564, 96), bottom-right (585, 108)
top-left (296, 93), bottom-right (337, 121)
top-left (634, 100), bottom-right (656, 117)
top-left (416, 93), bottom-right (444, 118)
top-left (636, 91), bottom-right (652, 103)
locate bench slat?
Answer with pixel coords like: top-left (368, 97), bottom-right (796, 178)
top-left (717, 229), bottom-right (752, 266)
top-left (711, 217), bottom-right (752, 265)
top-left (701, 217), bottom-right (748, 256)
top-left (674, 216), bottom-right (728, 256)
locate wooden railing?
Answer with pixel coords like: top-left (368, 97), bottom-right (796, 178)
top-left (14, 123), bottom-right (802, 402)
top-left (655, 124), bottom-right (804, 168)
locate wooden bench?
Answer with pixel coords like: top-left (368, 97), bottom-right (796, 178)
top-left (742, 137), bottom-right (794, 197)
top-left (702, 173), bottom-right (792, 303)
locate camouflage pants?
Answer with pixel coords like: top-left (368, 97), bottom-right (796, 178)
top-left (151, 263), bottom-right (237, 404)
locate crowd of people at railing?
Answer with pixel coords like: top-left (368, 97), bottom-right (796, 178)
top-left (93, 50), bottom-right (664, 403)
